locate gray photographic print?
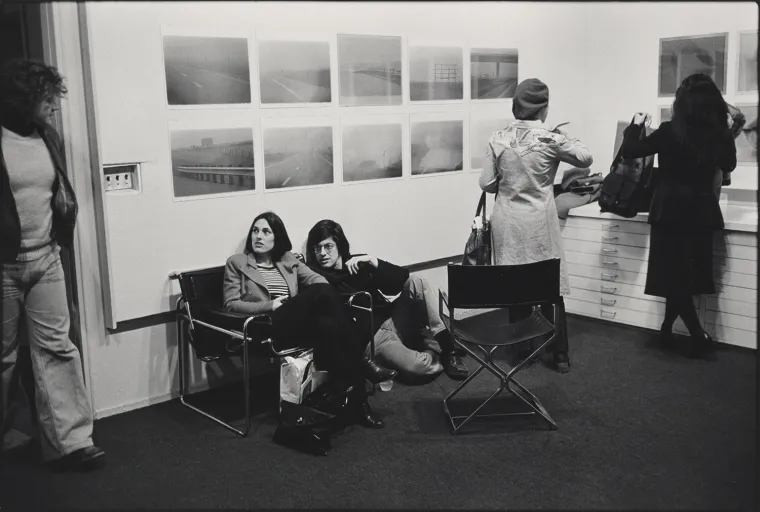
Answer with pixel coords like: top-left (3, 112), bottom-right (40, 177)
top-left (409, 46), bottom-right (463, 101)
top-left (471, 48), bottom-right (519, 99)
top-left (338, 35), bottom-right (402, 106)
top-left (470, 117), bottom-right (511, 169)
top-left (163, 35), bottom-right (251, 105)
top-left (342, 124), bottom-right (402, 182)
top-left (258, 40), bottom-right (331, 104)
top-left (735, 104), bottom-right (757, 164)
top-left (660, 106), bottom-right (673, 124)
top-left (658, 34), bottom-right (727, 96)
top-left (264, 126), bottom-right (334, 189)
top-left (169, 128), bottom-right (254, 198)
top-left (411, 120), bottom-right (464, 175)
top-left (738, 32), bottom-right (758, 92)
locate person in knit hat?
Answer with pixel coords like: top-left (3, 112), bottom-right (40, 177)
top-left (479, 77), bottom-right (594, 373)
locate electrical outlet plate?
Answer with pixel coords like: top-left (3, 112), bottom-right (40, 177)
top-left (103, 164), bottom-right (139, 193)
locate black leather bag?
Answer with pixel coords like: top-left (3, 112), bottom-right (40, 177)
top-left (599, 119), bottom-right (654, 218)
top-left (462, 191), bottom-right (492, 266)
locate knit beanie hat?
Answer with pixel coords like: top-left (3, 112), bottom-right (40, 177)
top-left (511, 78), bottom-right (549, 120)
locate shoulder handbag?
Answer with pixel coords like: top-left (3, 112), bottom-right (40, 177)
top-left (462, 191), bottom-right (492, 266)
top-left (599, 118), bottom-right (654, 218)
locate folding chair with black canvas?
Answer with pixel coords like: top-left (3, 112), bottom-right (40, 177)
top-left (169, 266), bottom-right (377, 437)
top-left (438, 259), bottom-right (562, 434)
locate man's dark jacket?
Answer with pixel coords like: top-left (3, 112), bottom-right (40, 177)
top-left (307, 254), bottom-right (409, 333)
top-left (0, 121), bottom-right (78, 262)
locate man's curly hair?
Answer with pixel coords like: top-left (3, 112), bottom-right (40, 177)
top-left (0, 59), bottom-right (67, 118)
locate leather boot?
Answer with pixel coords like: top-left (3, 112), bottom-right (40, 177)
top-left (356, 399), bottom-right (385, 429)
top-left (362, 358), bottom-right (397, 384)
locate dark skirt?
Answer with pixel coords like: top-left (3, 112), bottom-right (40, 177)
top-left (645, 225), bottom-right (716, 298)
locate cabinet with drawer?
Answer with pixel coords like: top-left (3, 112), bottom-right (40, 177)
top-left (562, 206), bottom-right (757, 349)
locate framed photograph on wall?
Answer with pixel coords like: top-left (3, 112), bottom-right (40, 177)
top-left (338, 34), bottom-right (402, 106)
top-left (257, 33), bottom-right (332, 106)
top-left (162, 34), bottom-right (251, 106)
top-left (410, 113), bottom-right (465, 176)
top-left (408, 44), bottom-right (464, 102)
top-left (658, 33), bottom-right (727, 97)
top-left (168, 127), bottom-right (255, 199)
top-left (262, 118), bottom-right (334, 190)
top-left (470, 48), bottom-right (519, 100)
top-left (737, 31), bottom-right (758, 93)
top-left (341, 115), bottom-right (404, 184)
top-left (734, 104), bottom-right (757, 165)
top-left (659, 106), bottom-right (672, 124)
top-left (469, 114), bottom-right (512, 171)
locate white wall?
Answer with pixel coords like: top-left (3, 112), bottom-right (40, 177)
top-left (83, 1), bottom-right (591, 417)
top-left (583, 2), bottom-right (759, 189)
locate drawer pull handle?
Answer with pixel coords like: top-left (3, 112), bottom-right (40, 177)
top-left (601, 259), bottom-right (619, 266)
top-left (602, 236), bottom-right (619, 242)
top-left (602, 248), bottom-right (618, 254)
top-left (600, 309), bottom-right (617, 319)
top-left (603, 224), bottom-right (620, 230)
top-left (601, 273), bottom-right (618, 281)
top-left (601, 298), bottom-right (617, 306)
top-left (601, 286), bottom-right (617, 294)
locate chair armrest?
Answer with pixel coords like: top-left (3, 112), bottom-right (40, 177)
top-left (191, 304), bottom-right (273, 342)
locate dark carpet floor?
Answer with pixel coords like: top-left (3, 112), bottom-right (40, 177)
top-left (1, 316), bottom-right (757, 510)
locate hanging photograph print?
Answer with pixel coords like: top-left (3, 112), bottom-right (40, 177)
top-left (737, 32), bottom-right (758, 92)
top-left (470, 48), bottom-right (519, 99)
top-left (342, 123), bottom-right (403, 182)
top-left (409, 45), bottom-right (464, 101)
top-left (169, 128), bottom-right (255, 198)
top-left (658, 34), bottom-right (727, 96)
top-left (258, 39), bottom-right (331, 104)
top-left (338, 34), bottom-right (402, 106)
top-left (163, 35), bottom-right (251, 106)
top-left (263, 125), bottom-right (334, 189)
top-left (411, 120), bottom-right (464, 175)
top-left (735, 104), bottom-right (757, 164)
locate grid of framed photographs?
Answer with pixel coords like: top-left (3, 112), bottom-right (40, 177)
top-left (160, 28), bottom-right (519, 200)
top-left (655, 30), bottom-right (757, 178)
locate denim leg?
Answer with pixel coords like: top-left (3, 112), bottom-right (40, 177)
top-left (24, 251), bottom-right (93, 461)
top-left (366, 318), bottom-right (442, 378)
top-left (390, 275), bottom-right (446, 343)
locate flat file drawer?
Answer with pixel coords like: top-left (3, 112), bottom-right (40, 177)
top-left (561, 216), bottom-right (650, 236)
top-left (706, 296), bottom-right (756, 318)
top-left (714, 254), bottom-right (756, 276)
top-left (571, 287), bottom-right (665, 316)
top-left (705, 310), bottom-right (756, 332)
top-left (562, 238), bottom-right (650, 261)
top-left (714, 243), bottom-right (756, 261)
top-left (566, 251), bottom-right (648, 274)
top-left (720, 231), bottom-right (757, 248)
top-left (562, 227), bottom-right (650, 249)
top-left (569, 275), bottom-right (664, 303)
top-left (713, 269), bottom-right (758, 290)
top-left (565, 296), bottom-right (663, 331)
top-left (568, 261), bottom-right (647, 287)
top-left (714, 284), bottom-right (757, 304)
top-left (706, 323), bottom-right (757, 349)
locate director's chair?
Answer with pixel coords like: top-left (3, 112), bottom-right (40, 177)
top-left (439, 259), bottom-right (562, 434)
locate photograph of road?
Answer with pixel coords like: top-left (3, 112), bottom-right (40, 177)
top-left (660, 106), bottom-right (673, 124)
top-left (735, 104), bottom-right (757, 164)
top-left (471, 48), bottom-right (519, 100)
top-left (738, 32), bottom-right (758, 92)
top-left (263, 126), bottom-right (334, 189)
top-left (338, 34), bottom-right (402, 106)
top-left (169, 128), bottom-right (255, 198)
top-left (470, 117), bottom-right (511, 169)
top-left (411, 120), bottom-right (463, 175)
top-left (342, 124), bottom-right (402, 182)
top-left (258, 40), bottom-right (331, 104)
top-left (163, 35), bottom-right (251, 105)
top-left (659, 35), bottom-right (726, 96)
top-left (409, 46), bottom-right (463, 101)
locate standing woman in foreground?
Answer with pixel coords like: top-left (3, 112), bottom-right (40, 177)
top-left (621, 73), bottom-right (736, 358)
top-left (223, 211), bottom-right (396, 428)
top-left (479, 78), bottom-right (593, 373)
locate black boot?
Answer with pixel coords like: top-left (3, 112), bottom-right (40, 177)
top-left (49, 446), bottom-right (105, 472)
top-left (362, 358), bottom-right (397, 384)
top-left (552, 351), bottom-right (571, 373)
top-left (356, 399), bottom-right (385, 429)
top-left (435, 330), bottom-right (469, 380)
top-left (687, 332), bottom-right (715, 359)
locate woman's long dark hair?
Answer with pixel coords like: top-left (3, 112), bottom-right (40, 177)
top-left (244, 211), bottom-right (292, 261)
top-left (305, 220), bottom-right (351, 266)
top-left (670, 73), bottom-right (730, 166)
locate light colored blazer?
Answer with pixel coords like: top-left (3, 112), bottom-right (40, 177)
top-left (223, 250), bottom-right (327, 316)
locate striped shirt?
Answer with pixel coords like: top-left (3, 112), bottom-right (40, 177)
top-left (258, 264), bottom-right (290, 299)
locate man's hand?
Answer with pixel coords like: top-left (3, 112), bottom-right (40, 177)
top-left (345, 255), bottom-right (378, 274)
top-left (272, 296), bottom-right (288, 311)
top-left (632, 112), bottom-right (651, 126)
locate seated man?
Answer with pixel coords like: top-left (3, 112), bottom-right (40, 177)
top-left (304, 220), bottom-right (468, 382)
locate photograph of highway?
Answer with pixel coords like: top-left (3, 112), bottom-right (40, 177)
top-left (738, 32), bottom-right (757, 92)
top-left (342, 124), bottom-right (402, 182)
top-left (258, 40), bottom-right (331, 104)
top-left (411, 120), bottom-right (463, 175)
top-left (263, 126), bottom-right (334, 189)
top-left (163, 35), bottom-right (251, 105)
top-left (470, 48), bottom-right (519, 100)
top-left (169, 128), bottom-right (255, 198)
top-left (735, 104), bottom-right (757, 163)
top-left (659, 35), bottom-right (726, 96)
top-left (409, 46), bottom-right (463, 101)
top-left (470, 117), bottom-right (510, 169)
top-left (338, 34), bottom-right (402, 106)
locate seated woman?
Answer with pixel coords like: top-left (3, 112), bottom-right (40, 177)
top-left (305, 220), bottom-right (468, 383)
top-left (222, 211), bottom-right (396, 428)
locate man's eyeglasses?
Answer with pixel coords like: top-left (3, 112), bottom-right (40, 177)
top-left (312, 243), bottom-right (336, 254)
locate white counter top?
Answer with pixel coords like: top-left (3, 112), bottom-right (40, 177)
top-left (566, 202), bottom-right (757, 233)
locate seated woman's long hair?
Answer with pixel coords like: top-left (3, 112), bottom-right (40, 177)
top-left (244, 211), bottom-right (292, 261)
top-left (670, 73), bottom-right (731, 168)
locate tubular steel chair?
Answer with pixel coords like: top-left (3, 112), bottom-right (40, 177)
top-left (169, 265), bottom-right (376, 437)
top-left (439, 259), bottom-right (562, 434)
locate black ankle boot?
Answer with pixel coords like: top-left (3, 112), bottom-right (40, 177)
top-left (356, 399), bottom-right (385, 429)
top-left (362, 358), bottom-right (397, 384)
top-left (659, 328), bottom-right (676, 351)
top-left (687, 333), bottom-right (715, 359)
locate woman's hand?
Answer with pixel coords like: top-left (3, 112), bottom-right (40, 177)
top-left (345, 255), bottom-right (378, 274)
top-left (272, 296), bottom-right (288, 311)
top-left (632, 112), bottom-right (650, 126)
